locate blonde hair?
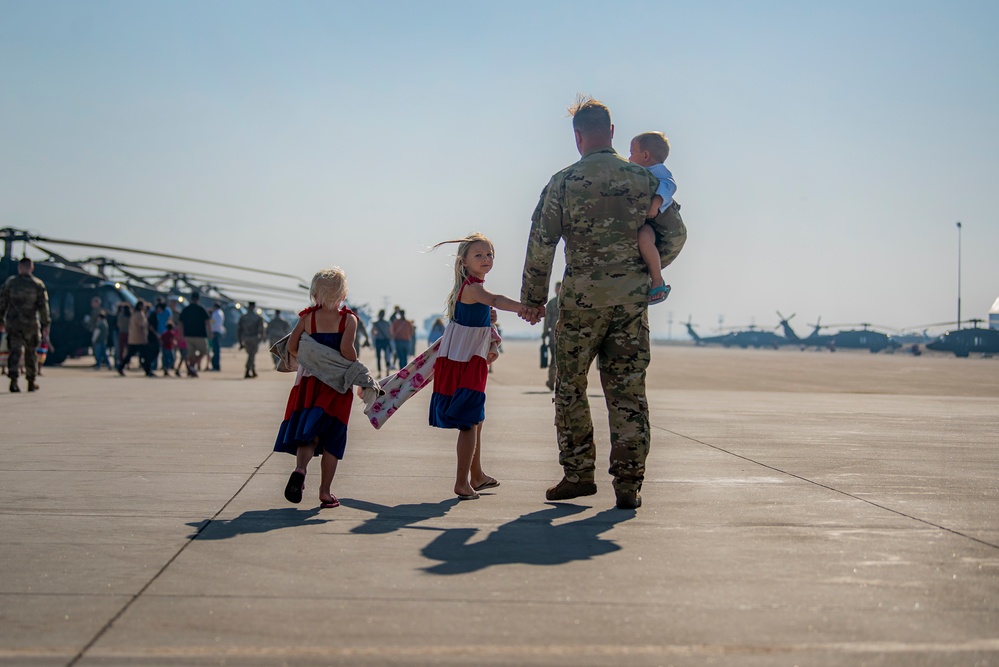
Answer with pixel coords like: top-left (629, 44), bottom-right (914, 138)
top-left (431, 232), bottom-right (494, 319)
top-left (310, 267), bottom-right (348, 310)
top-left (568, 94), bottom-right (611, 135)
top-left (634, 131), bottom-right (670, 162)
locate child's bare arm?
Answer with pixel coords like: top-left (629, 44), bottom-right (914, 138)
top-left (340, 316), bottom-right (358, 362)
top-left (465, 284), bottom-right (524, 314)
top-left (287, 317), bottom-right (306, 357)
top-left (646, 194), bottom-right (664, 220)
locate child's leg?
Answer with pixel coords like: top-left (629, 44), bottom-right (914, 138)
top-left (318, 449), bottom-right (339, 505)
top-left (284, 441), bottom-right (314, 504)
top-left (639, 224), bottom-right (669, 303)
top-left (295, 442), bottom-right (314, 474)
top-left (639, 224), bottom-right (664, 288)
top-left (454, 428), bottom-right (478, 498)
top-left (469, 423), bottom-right (498, 490)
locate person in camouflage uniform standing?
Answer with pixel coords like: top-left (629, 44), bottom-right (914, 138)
top-left (520, 97), bottom-right (659, 510)
top-left (0, 258), bottom-right (51, 393)
top-left (237, 301), bottom-right (265, 378)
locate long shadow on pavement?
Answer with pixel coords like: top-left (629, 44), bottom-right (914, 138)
top-left (414, 503), bottom-right (633, 575)
top-left (339, 497), bottom-right (460, 534)
top-left (186, 507), bottom-right (327, 540)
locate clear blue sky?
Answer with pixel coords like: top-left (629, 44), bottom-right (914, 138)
top-left (2, 0), bottom-right (997, 338)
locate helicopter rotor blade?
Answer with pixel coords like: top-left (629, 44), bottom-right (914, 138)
top-left (30, 234), bottom-right (306, 283)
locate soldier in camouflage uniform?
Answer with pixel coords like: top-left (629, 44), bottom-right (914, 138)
top-left (0, 258), bottom-right (51, 392)
top-left (237, 301), bottom-right (265, 379)
top-left (520, 97), bottom-right (659, 510)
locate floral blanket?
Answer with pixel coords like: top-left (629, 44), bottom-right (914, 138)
top-left (363, 339), bottom-right (440, 429)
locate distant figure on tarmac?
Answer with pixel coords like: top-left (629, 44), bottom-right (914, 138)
top-left (390, 309), bottom-right (416, 368)
top-left (118, 300), bottom-right (154, 377)
top-left (237, 301), bottom-right (265, 378)
top-left (0, 257), bottom-right (50, 393)
top-left (115, 303), bottom-right (131, 366)
top-left (520, 96), bottom-right (659, 511)
top-left (266, 310), bottom-right (292, 369)
top-left (370, 309), bottom-right (393, 376)
top-left (178, 293), bottom-right (211, 377)
top-left (428, 316), bottom-right (446, 345)
top-left (92, 310), bottom-right (112, 370)
top-left (209, 301), bottom-right (226, 371)
top-left (542, 281), bottom-right (561, 391)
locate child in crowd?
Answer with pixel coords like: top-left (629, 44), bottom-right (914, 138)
top-left (629, 131), bottom-right (679, 304)
top-left (274, 267), bottom-right (358, 509)
top-left (430, 233), bottom-right (526, 500)
top-left (92, 310), bottom-right (112, 370)
top-left (174, 326), bottom-right (187, 377)
top-left (160, 323), bottom-right (177, 378)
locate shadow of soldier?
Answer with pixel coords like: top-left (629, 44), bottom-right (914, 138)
top-left (186, 507), bottom-right (326, 540)
top-left (414, 503), bottom-right (634, 575)
top-left (339, 497), bottom-right (460, 534)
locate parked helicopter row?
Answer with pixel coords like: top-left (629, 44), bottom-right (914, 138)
top-left (1, 228), bottom-right (349, 365)
top-left (685, 311), bottom-right (999, 357)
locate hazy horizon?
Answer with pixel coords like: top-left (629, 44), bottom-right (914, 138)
top-left (3, 1), bottom-right (997, 340)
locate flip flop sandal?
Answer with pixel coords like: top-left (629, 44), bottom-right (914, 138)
top-left (648, 284), bottom-right (671, 304)
top-left (284, 469), bottom-right (305, 504)
top-left (473, 478), bottom-right (500, 491)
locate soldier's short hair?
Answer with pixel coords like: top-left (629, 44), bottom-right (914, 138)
top-left (310, 267), bottom-right (348, 310)
top-left (18, 257), bottom-right (32, 267)
top-left (569, 95), bottom-right (611, 135)
top-left (634, 131), bottom-right (670, 163)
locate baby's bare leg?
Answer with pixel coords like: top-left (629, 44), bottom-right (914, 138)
top-left (639, 224), bottom-right (665, 289)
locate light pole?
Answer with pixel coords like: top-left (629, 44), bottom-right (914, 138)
top-left (956, 221), bottom-right (962, 328)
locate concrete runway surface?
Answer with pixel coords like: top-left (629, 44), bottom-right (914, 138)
top-left (1, 340), bottom-right (997, 666)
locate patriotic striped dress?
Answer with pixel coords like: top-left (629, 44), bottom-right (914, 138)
top-left (273, 306), bottom-right (354, 459)
top-left (429, 277), bottom-right (491, 430)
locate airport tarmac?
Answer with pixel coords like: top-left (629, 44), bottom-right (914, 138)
top-left (1, 341), bottom-right (997, 666)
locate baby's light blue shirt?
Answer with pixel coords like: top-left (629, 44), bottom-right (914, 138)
top-left (648, 162), bottom-right (677, 213)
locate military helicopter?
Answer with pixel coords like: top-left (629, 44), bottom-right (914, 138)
top-left (720, 325), bottom-right (785, 349)
top-left (684, 317), bottom-right (734, 347)
top-left (925, 319), bottom-right (999, 357)
top-left (789, 319), bottom-right (900, 353)
top-left (1, 228), bottom-right (308, 364)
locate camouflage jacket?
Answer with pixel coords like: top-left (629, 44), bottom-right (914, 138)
top-left (0, 274), bottom-right (51, 331)
top-left (237, 312), bottom-right (265, 341)
top-left (521, 147), bottom-right (658, 310)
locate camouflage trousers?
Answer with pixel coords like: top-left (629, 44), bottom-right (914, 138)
top-left (553, 301), bottom-right (651, 494)
top-left (5, 326), bottom-right (40, 381)
top-left (243, 337), bottom-right (260, 372)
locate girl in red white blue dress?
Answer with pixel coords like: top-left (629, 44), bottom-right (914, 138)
top-left (274, 267), bottom-right (357, 509)
top-left (430, 233), bottom-right (528, 500)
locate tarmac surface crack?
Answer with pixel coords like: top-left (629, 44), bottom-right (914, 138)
top-left (656, 425), bottom-right (999, 551)
top-left (64, 451), bottom-right (276, 667)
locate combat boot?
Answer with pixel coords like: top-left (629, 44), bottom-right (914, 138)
top-left (615, 491), bottom-right (642, 510)
top-left (9, 378), bottom-right (19, 393)
top-left (545, 477), bottom-right (597, 501)
top-left (27, 379), bottom-right (38, 392)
